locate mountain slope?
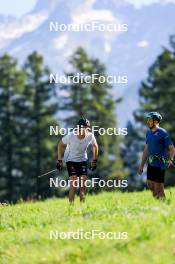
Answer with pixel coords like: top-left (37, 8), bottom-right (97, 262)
top-left (0, 0), bottom-right (175, 126)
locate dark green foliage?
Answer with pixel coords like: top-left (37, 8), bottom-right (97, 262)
top-left (121, 121), bottom-right (145, 190)
top-left (0, 54), bottom-right (26, 201)
top-left (0, 49), bottom-right (125, 201)
top-left (22, 52), bottom-right (59, 199)
top-left (59, 47), bottom-right (124, 189)
top-left (0, 52), bottom-right (59, 202)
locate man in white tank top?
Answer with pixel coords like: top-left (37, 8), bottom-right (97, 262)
top-left (56, 118), bottom-right (98, 204)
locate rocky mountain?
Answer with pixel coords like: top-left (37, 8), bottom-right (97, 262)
top-left (0, 0), bottom-right (175, 126)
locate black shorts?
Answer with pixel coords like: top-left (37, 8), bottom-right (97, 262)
top-left (147, 164), bottom-right (165, 183)
top-left (66, 161), bottom-right (88, 177)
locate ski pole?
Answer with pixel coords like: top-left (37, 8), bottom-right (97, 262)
top-left (37, 169), bottom-right (57, 178)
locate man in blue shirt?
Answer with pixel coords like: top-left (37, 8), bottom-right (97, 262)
top-left (138, 112), bottom-right (175, 199)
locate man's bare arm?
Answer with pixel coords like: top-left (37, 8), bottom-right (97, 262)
top-left (138, 144), bottom-right (148, 175)
top-left (92, 142), bottom-right (98, 160)
top-left (168, 144), bottom-right (175, 160)
top-left (89, 142), bottom-right (99, 171)
top-left (57, 140), bottom-right (64, 160)
top-left (141, 144), bottom-right (148, 167)
top-left (167, 145), bottom-right (175, 167)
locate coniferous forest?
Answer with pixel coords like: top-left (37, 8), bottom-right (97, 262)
top-left (1, 35), bottom-right (175, 202)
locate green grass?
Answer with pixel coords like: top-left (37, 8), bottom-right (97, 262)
top-left (0, 189), bottom-right (175, 264)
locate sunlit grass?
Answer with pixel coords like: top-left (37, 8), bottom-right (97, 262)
top-left (0, 189), bottom-right (175, 264)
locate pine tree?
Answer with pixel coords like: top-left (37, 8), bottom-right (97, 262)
top-left (121, 121), bottom-right (145, 190)
top-left (59, 47), bottom-right (124, 189)
top-left (22, 51), bottom-right (59, 198)
top-left (0, 54), bottom-right (26, 201)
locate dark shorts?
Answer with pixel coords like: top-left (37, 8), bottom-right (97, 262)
top-left (66, 161), bottom-right (88, 177)
top-left (147, 164), bottom-right (165, 183)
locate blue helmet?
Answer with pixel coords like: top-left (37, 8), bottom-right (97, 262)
top-left (146, 112), bottom-right (162, 122)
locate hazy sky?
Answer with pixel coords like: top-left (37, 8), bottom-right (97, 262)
top-left (0, 0), bottom-right (37, 17)
top-left (0, 0), bottom-right (174, 17)
top-left (126, 0), bottom-right (175, 7)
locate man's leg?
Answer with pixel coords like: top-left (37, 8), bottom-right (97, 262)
top-left (154, 167), bottom-right (165, 199)
top-left (79, 175), bottom-right (88, 202)
top-left (154, 182), bottom-right (165, 199)
top-left (147, 165), bottom-right (156, 197)
top-left (69, 175), bottom-right (78, 204)
top-left (147, 180), bottom-right (156, 197)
